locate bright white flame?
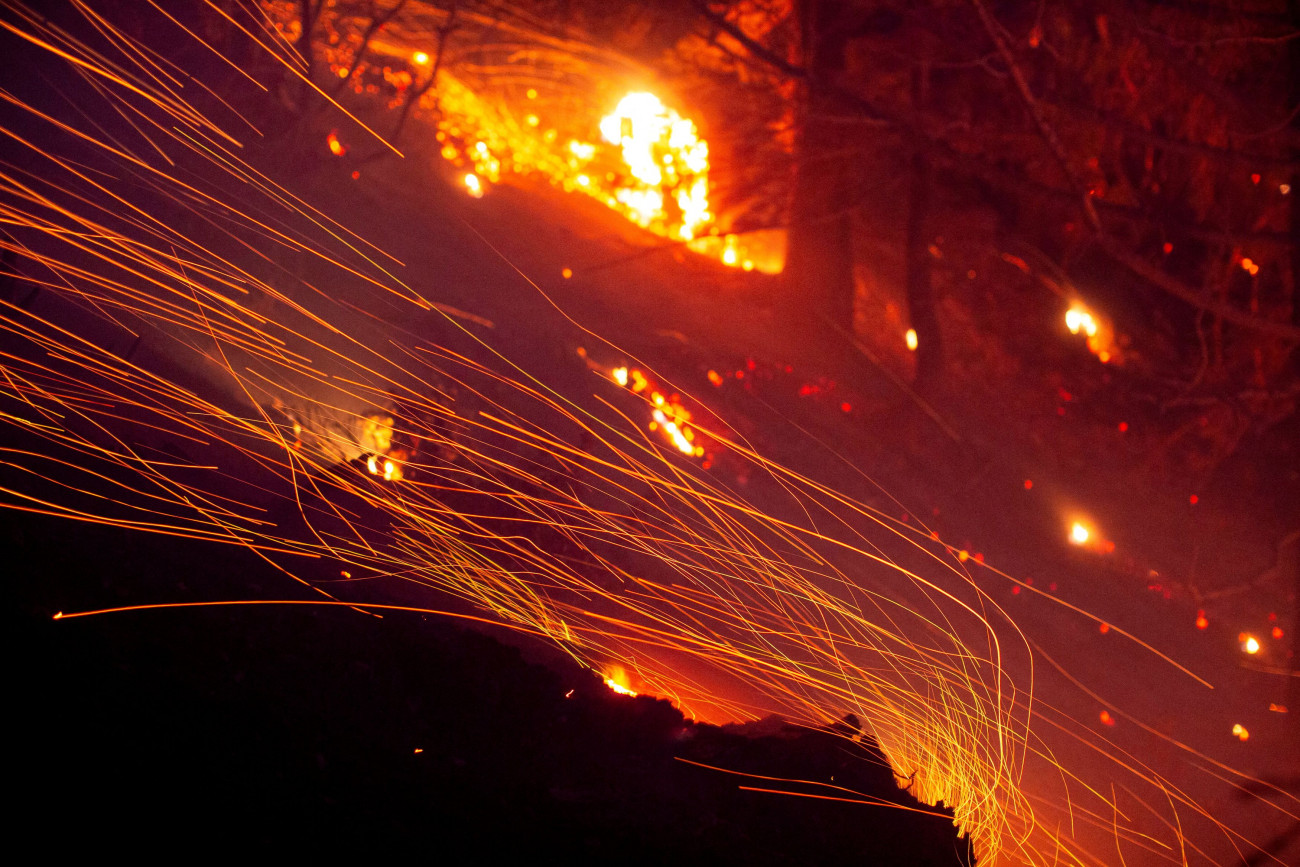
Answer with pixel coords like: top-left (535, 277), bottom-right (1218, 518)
top-left (463, 173), bottom-right (484, 198)
top-left (1070, 522), bottom-right (1090, 545)
top-left (599, 92), bottom-right (711, 240)
top-left (1241, 635), bottom-right (1260, 654)
top-left (604, 678), bottom-right (637, 696)
top-left (906, 328), bottom-right (918, 351)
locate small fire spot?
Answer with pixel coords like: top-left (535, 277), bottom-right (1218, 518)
top-left (1099, 623), bottom-right (1110, 635)
top-left (1100, 710), bottom-right (1115, 726)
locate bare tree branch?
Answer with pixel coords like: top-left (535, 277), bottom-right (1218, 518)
top-left (1097, 235), bottom-right (1300, 342)
top-left (690, 1), bottom-right (805, 80)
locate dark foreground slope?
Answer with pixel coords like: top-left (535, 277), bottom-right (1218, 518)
top-left (12, 510), bottom-right (972, 865)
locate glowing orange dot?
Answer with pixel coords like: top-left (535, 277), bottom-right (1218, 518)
top-left (1098, 622), bottom-right (1110, 634)
top-left (1241, 634), bottom-right (1260, 654)
top-left (1070, 522), bottom-right (1090, 545)
top-left (1272, 626), bottom-right (1284, 640)
top-left (1195, 611), bottom-right (1208, 630)
top-left (1232, 723), bottom-right (1249, 741)
top-left (413, 747), bottom-right (424, 754)
top-left (561, 267), bottom-right (573, 279)
top-left (1099, 710), bottom-right (1115, 726)
top-left (957, 550), bottom-right (969, 562)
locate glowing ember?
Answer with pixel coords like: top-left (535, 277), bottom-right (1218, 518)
top-left (1232, 723), bottom-right (1249, 741)
top-left (1064, 302), bottom-right (1120, 364)
top-left (1099, 710), bottom-right (1115, 726)
top-left (1069, 522), bottom-right (1090, 545)
top-left (412, 51), bottom-right (429, 65)
top-left (463, 172), bottom-right (484, 198)
top-left (604, 364), bottom-right (712, 460)
top-left (326, 131), bottom-right (346, 156)
top-left (905, 328), bottom-right (918, 351)
top-left (1065, 305), bottom-right (1098, 338)
top-left (1195, 610), bottom-right (1209, 630)
top-left (1239, 634), bottom-right (1260, 654)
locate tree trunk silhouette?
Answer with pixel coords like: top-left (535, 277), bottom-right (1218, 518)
top-left (905, 61), bottom-right (941, 392)
top-left (781, 0), bottom-right (856, 343)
